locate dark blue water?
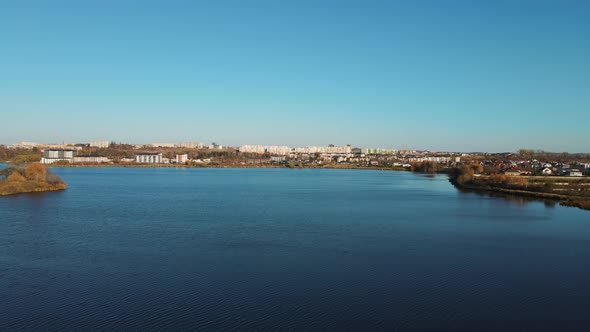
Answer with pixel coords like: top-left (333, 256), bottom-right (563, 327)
top-left (1, 166), bottom-right (589, 331)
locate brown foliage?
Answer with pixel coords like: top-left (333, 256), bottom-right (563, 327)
top-left (489, 173), bottom-right (509, 185)
top-left (0, 180), bottom-right (66, 196)
top-left (471, 163), bottom-right (484, 174)
top-left (454, 165), bottom-right (475, 184)
top-left (509, 176), bottom-right (529, 187)
top-left (410, 161), bottom-right (437, 173)
top-left (488, 173), bottom-right (528, 187)
top-left (25, 163), bottom-right (47, 181)
top-left (45, 168), bottom-right (65, 184)
top-left (7, 172), bottom-right (26, 182)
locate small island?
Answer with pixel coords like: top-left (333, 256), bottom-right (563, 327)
top-left (0, 163), bottom-right (67, 196)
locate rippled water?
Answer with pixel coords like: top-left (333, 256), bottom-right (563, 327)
top-left (1, 166), bottom-right (589, 330)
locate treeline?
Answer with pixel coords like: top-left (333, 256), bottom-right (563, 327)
top-left (452, 164), bottom-right (529, 189)
top-left (410, 161), bottom-right (438, 173)
top-left (517, 149), bottom-right (590, 163)
top-left (76, 144), bottom-right (136, 160)
top-left (409, 161), bottom-right (457, 174)
top-left (0, 146), bottom-right (42, 164)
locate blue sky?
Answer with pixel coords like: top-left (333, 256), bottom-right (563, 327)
top-left (1, 0), bottom-right (589, 152)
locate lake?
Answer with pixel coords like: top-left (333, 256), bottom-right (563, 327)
top-left (1, 166), bottom-right (589, 330)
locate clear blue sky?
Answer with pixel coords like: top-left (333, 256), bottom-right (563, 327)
top-left (1, 0), bottom-right (588, 152)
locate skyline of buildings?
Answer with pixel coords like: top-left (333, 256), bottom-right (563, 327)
top-left (4, 140), bottom-right (590, 155)
top-left (6, 140), bottom-right (449, 156)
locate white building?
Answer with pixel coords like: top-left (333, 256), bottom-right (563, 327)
top-left (151, 143), bottom-right (176, 148)
top-left (9, 141), bottom-right (40, 149)
top-left (407, 156), bottom-right (452, 163)
top-left (176, 154), bottom-right (188, 164)
top-left (177, 142), bottom-right (203, 148)
top-left (361, 148), bottom-right (396, 155)
top-left (89, 141), bottom-right (111, 148)
top-left (239, 145), bottom-right (291, 155)
top-left (135, 153), bottom-right (163, 164)
top-left (151, 142), bottom-right (203, 148)
top-left (73, 156), bottom-right (111, 163)
top-left (293, 146), bottom-right (352, 154)
top-left (40, 149), bottom-right (76, 164)
top-left (566, 169), bottom-right (583, 177)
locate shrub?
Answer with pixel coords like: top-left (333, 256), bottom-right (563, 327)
top-left (7, 172), bottom-right (26, 182)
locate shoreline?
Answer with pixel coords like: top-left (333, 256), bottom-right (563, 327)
top-left (0, 181), bottom-right (67, 196)
top-left (0, 185), bottom-right (66, 196)
top-left (0, 163), bottom-right (68, 196)
top-left (449, 177), bottom-right (590, 211)
top-left (4, 162), bottom-right (412, 172)
top-left (3, 162), bottom-right (588, 211)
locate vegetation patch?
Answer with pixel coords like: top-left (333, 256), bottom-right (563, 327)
top-left (449, 163), bottom-right (590, 212)
top-left (0, 163), bottom-right (67, 196)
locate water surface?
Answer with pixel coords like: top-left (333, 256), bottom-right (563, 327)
top-left (1, 167), bottom-right (589, 330)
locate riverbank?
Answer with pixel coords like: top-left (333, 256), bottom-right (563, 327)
top-left (22, 162), bottom-right (413, 172)
top-left (0, 180), bottom-right (67, 196)
top-left (449, 173), bottom-right (590, 211)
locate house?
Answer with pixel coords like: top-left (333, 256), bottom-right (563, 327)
top-left (176, 154), bottom-right (188, 164)
top-left (542, 168), bottom-right (552, 175)
top-left (565, 169), bottom-right (583, 177)
top-left (270, 156), bottom-right (286, 163)
top-left (135, 152), bottom-right (163, 164)
top-left (40, 149), bottom-right (76, 164)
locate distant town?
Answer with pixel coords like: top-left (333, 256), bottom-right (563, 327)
top-left (1, 140), bottom-right (589, 178)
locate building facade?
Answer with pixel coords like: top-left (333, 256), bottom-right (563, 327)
top-left (89, 141), bottom-right (111, 148)
top-left (239, 145), bottom-right (291, 155)
top-left (73, 156), bottom-right (111, 163)
top-left (135, 153), bottom-right (163, 164)
top-left (176, 154), bottom-right (188, 164)
top-left (40, 149), bottom-right (76, 164)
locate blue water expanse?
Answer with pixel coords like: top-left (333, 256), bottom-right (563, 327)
top-left (1, 165), bottom-right (589, 330)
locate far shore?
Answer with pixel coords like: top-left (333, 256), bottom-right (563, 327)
top-left (3, 161), bottom-right (588, 212)
top-left (5, 162), bottom-right (414, 172)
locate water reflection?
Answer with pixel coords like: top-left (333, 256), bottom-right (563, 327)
top-left (456, 186), bottom-right (558, 209)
